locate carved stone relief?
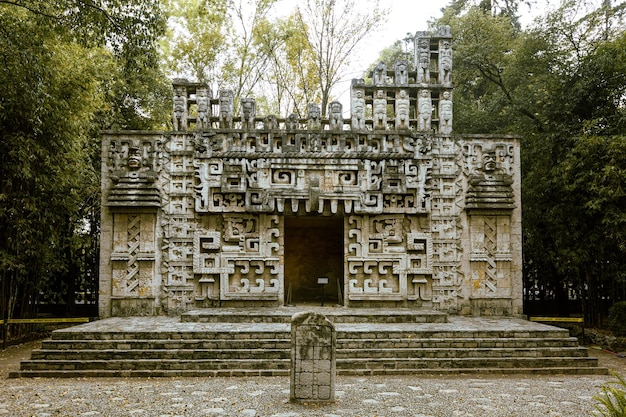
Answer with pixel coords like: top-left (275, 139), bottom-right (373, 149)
top-left (100, 27), bottom-right (522, 317)
top-left (469, 215), bottom-right (513, 298)
top-left (111, 213), bottom-right (156, 299)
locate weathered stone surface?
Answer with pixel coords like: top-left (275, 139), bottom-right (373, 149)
top-left (290, 312), bottom-right (336, 403)
top-left (99, 27), bottom-right (522, 318)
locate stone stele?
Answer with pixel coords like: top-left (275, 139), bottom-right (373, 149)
top-left (290, 311), bottom-right (336, 403)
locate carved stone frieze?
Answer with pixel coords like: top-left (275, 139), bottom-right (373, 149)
top-left (99, 26), bottom-right (522, 317)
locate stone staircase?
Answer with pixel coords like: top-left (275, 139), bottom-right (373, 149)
top-left (9, 308), bottom-right (607, 378)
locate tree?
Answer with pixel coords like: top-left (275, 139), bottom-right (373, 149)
top-left (163, 0), bottom-right (284, 113)
top-left (294, 0), bottom-right (388, 116)
top-left (161, 0), bottom-right (231, 85)
top-left (0, 1), bottom-right (168, 335)
top-left (254, 13), bottom-right (320, 116)
top-left (441, 0), bottom-right (534, 25)
top-left (222, 0), bottom-right (278, 109)
top-left (521, 27), bottom-right (626, 324)
top-left (440, 7), bottom-right (528, 133)
top-left (161, 0), bottom-right (386, 116)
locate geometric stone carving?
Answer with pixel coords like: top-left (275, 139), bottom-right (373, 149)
top-left (99, 27), bottom-right (523, 318)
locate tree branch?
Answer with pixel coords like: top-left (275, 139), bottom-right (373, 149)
top-left (0, 0), bottom-right (63, 21)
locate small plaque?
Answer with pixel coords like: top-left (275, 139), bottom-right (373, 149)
top-left (317, 277), bottom-right (329, 285)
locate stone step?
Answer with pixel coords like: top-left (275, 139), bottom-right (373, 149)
top-left (9, 366), bottom-right (607, 379)
top-left (336, 356), bottom-right (601, 370)
top-left (336, 367), bottom-right (609, 376)
top-left (30, 346), bottom-right (589, 362)
top-left (336, 329), bottom-right (570, 339)
top-left (12, 315), bottom-right (607, 377)
top-left (181, 308), bottom-right (448, 324)
top-left (30, 348), bottom-right (290, 361)
top-left (338, 337), bottom-right (581, 349)
top-left (41, 339), bottom-right (292, 350)
top-left (41, 336), bottom-right (578, 352)
top-left (19, 358), bottom-right (291, 372)
top-left (9, 369), bottom-right (291, 378)
top-left (50, 329), bottom-right (291, 341)
top-left (13, 356), bottom-right (606, 377)
top-left (336, 346), bottom-right (590, 359)
top-left (50, 329), bottom-right (569, 342)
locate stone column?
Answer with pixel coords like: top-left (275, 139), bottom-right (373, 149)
top-left (290, 312), bottom-right (336, 403)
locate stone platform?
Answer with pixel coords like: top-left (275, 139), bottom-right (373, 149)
top-left (9, 307), bottom-right (607, 378)
top-left (181, 306), bottom-right (448, 323)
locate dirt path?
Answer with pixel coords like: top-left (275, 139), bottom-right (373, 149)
top-left (0, 339), bottom-right (42, 379)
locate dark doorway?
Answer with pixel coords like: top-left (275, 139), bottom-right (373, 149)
top-left (284, 217), bottom-right (344, 305)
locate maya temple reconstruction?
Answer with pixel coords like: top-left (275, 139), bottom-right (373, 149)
top-left (99, 26), bottom-right (522, 318)
top-left (13, 26), bottom-right (605, 380)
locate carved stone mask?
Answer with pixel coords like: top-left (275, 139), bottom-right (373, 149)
top-left (127, 147), bottom-right (142, 170)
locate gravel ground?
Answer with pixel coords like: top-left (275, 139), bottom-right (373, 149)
top-left (0, 373), bottom-right (616, 416)
top-left (1, 341), bottom-right (624, 417)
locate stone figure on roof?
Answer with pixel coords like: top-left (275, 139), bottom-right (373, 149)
top-left (329, 101), bottom-right (343, 130)
top-left (374, 61), bottom-right (386, 86)
top-left (196, 86), bottom-right (211, 130)
top-left (373, 89), bottom-right (387, 130)
top-left (418, 89), bottom-right (432, 131)
top-left (351, 88), bottom-right (365, 130)
top-left (307, 103), bottom-right (321, 129)
top-left (396, 89), bottom-right (410, 130)
top-left (439, 40), bottom-right (452, 85)
top-left (173, 86), bottom-right (187, 131)
top-left (439, 91), bottom-right (453, 134)
top-left (416, 37), bottom-right (430, 84)
top-left (241, 97), bottom-right (256, 130)
top-left (219, 90), bottom-right (234, 128)
top-left (286, 113), bottom-right (299, 130)
top-left (395, 60), bottom-right (408, 86)
top-left (264, 114), bottom-right (278, 130)
top-left (285, 113), bottom-right (300, 130)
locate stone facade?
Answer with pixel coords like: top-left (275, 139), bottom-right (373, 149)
top-left (99, 27), bottom-right (522, 317)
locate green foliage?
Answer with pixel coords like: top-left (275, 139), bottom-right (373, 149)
top-left (441, 7), bottom-right (524, 133)
top-left (429, 0), bottom-right (626, 322)
top-left (0, 1), bottom-right (168, 325)
top-left (161, 0), bottom-right (231, 84)
top-left (593, 372), bottom-right (626, 417)
top-left (609, 302), bottom-right (626, 337)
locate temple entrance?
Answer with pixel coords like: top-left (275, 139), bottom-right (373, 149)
top-left (284, 216), bottom-right (344, 305)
